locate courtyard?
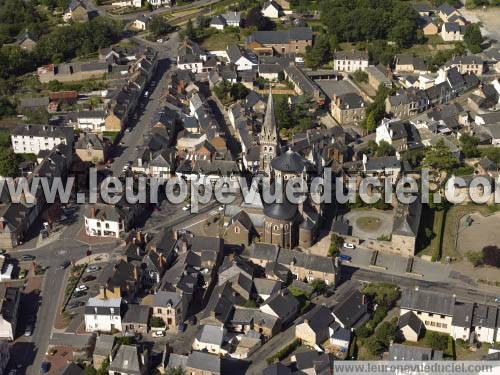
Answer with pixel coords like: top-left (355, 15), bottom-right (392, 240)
top-left (344, 209), bottom-right (394, 241)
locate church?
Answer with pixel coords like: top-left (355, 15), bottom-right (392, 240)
top-left (223, 92), bottom-right (322, 249)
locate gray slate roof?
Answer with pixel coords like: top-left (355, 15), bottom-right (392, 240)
top-left (248, 27), bottom-right (312, 44)
top-left (186, 351), bottom-right (221, 374)
top-left (389, 343), bottom-right (443, 360)
top-left (400, 288), bottom-right (455, 316)
top-left (108, 345), bottom-right (143, 374)
top-left (398, 311), bottom-right (423, 334)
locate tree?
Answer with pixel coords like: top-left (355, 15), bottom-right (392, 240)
top-left (245, 7), bottom-right (273, 30)
top-left (150, 15), bottom-right (172, 38)
top-left (166, 367), bottom-right (186, 375)
top-left (151, 316), bottom-right (166, 327)
top-left (311, 279), bottom-right (327, 294)
top-left (465, 250), bottom-right (483, 267)
top-left (352, 69), bottom-right (368, 83)
top-left (363, 112), bottom-right (377, 133)
top-left (464, 23), bottom-right (483, 53)
top-left (0, 147), bottom-right (19, 177)
top-left (375, 140), bottom-right (395, 157)
top-left (185, 19), bottom-right (195, 40)
top-left (25, 108), bottom-right (49, 124)
top-left (424, 331), bottom-right (449, 351)
top-left (422, 139), bottom-right (459, 171)
top-left (460, 134), bottom-right (480, 158)
top-left (305, 34), bottom-right (330, 69)
top-left (85, 366), bottom-right (97, 375)
top-left (482, 246), bottom-right (500, 267)
top-left (0, 96), bottom-right (14, 118)
top-left (328, 233), bottom-right (344, 257)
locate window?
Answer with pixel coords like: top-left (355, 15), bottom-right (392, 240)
top-left (234, 226), bottom-right (240, 234)
top-left (442, 324), bottom-right (447, 329)
top-left (440, 315), bottom-right (445, 319)
top-left (428, 313), bottom-right (433, 317)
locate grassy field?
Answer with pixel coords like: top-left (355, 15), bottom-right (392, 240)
top-left (356, 216), bottom-right (383, 232)
top-left (417, 205), bottom-right (445, 260)
top-left (200, 30), bottom-right (241, 50)
top-left (441, 204), bottom-right (500, 261)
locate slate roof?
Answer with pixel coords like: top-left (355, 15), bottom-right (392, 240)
top-left (122, 304), bottom-right (150, 324)
top-left (401, 288), bottom-right (455, 316)
top-left (398, 311), bottom-right (423, 334)
top-left (389, 343), bottom-right (443, 360)
top-left (332, 290), bottom-right (368, 329)
top-left (293, 351), bottom-right (331, 373)
top-left (75, 133), bottom-right (105, 151)
top-left (254, 278), bottom-right (281, 297)
top-left (392, 197), bottom-right (422, 238)
top-left (186, 351), bottom-right (221, 374)
top-left (93, 334), bottom-right (115, 358)
top-left (472, 304), bottom-right (498, 329)
top-left (153, 290), bottom-right (183, 308)
top-left (333, 50), bottom-right (369, 61)
top-left (84, 296), bottom-right (122, 316)
top-left (303, 305), bottom-right (335, 333)
top-left (263, 362), bottom-right (292, 375)
top-left (195, 324), bottom-right (225, 345)
top-left (439, 3), bottom-right (457, 16)
top-left (246, 243), bottom-right (280, 261)
top-left (365, 156), bottom-right (401, 171)
top-left (277, 249), bottom-right (337, 274)
top-left (262, 289), bottom-right (299, 318)
top-left (247, 27), bottom-right (313, 45)
top-left (271, 148), bottom-right (308, 173)
top-left (108, 345), bottom-right (143, 374)
top-left (263, 199), bottom-right (298, 221)
top-left (452, 302), bottom-right (474, 328)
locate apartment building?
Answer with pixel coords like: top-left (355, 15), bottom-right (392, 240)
top-left (333, 51), bottom-right (369, 73)
top-left (11, 124), bottom-right (74, 155)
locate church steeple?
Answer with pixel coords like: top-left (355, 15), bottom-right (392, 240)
top-left (259, 89), bottom-right (279, 174)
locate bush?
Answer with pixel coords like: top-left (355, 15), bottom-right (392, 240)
top-left (266, 339), bottom-right (300, 364)
top-left (465, 250), bottom-right (483, 267)
top-left (151, 316), bottom-right (165, 327)
top-left (362, 283), bottom-right (400, 308)
top-left (328, 233), bottom-right (344, 257)
top-left (352, 70), bottom-right (368, 83)
top-left (424, 331), bottom-right (449, 351)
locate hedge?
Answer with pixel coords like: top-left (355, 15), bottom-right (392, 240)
top-left (266, 339), bottom-right (300, 364)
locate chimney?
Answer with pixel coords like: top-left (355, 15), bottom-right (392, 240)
top-left (361, 294), bottom-right (367, 305)
top-left (98, 286), bottom-right (107, 299)
top-left (304, 318), bottom-right (309, 325)
top-left (91, 207), bottom-right (96, 218)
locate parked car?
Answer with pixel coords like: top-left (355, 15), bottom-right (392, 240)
top-left (82, 275), bottom-right (96, 283)
top-left (188, 315), bottom-right (197, 325)
top-left (73, 291), bottom-right (87, 299)
top-left (177, 323), bottom-right (186, 333)
top-left (67, 301), bottom-right (84, 309)
top-left (75, 285), bottom-right (88, 292)
top-left (144, 90), bottom-right (149, 98)
top-left (338, 254), bottom-right (352, 262)
top-left (24, 323), bottom-right (33, 336)
top-left (40, 362), bottom-right (50, 374)
top-left (182, 204), bottom-right (191, 211)
top-left (495, 296), bottom-right (500, 303)
top-left (57, 260), bottom-right (70, 270)
top-left (153, 330), bottom-right (165, 337)
top-left (21, 255), bottom-right (36, 261)
top-left (343, 243), bottom-right (355, 249)
top-left (85, 265), bottom-right (100, 273)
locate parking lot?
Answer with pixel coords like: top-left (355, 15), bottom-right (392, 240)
top-left (59, 262), bottom-right (108, 333)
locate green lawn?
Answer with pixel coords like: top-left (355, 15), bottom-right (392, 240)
top-left (201, 30), bottom-right (241, 51)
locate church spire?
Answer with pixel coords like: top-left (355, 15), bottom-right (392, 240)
top-left (259, 89), bottom-right (279, 174)
top-left (262, 88), bottom-right (277, 142)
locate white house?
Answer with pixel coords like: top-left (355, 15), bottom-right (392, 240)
top-left (11, 124), bottom-right (74, 155)
top-left (84, 205), bottom-right (125, 238)
top-left (192, 325), bottom-right (227, 355)
top-left (147, 0), bottom-right (170, 8)
top-left (76, 110), bottom-right (107, 132)
top-left (333, 51), bottom-right (369, 73)
top-left (262, 0), bottom-right (283, 19)
top-left (452, 302), bottom-right (498, 344)
top-left (131, 15), bottom-right (151, 31)
top-left (177, 40), bottom-right (210, 74)
top-left (441, 22), bottom-right (464, 42)
top-left (227, 44), bottom-right (258, 71)
top-left (223, 12), bottom-right (241, 27)
top-left (84, 296), bottom-right (123, 333)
